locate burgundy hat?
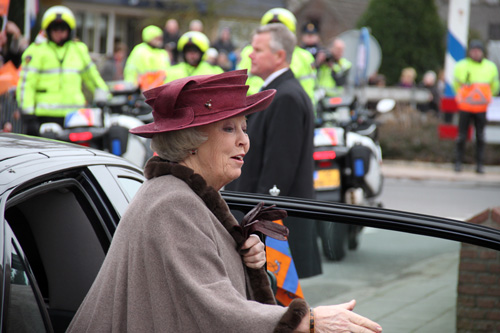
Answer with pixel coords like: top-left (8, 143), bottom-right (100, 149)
top-left (130, 70), bottom-right (276, 138)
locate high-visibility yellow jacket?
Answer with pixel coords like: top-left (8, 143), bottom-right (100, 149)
top-left (237, 45), bottom-right (317, 103)
top-left (317, 57), bottom-right (352, 96)
top-left (165, 61), bottom-right (223, 83)
top-left (124, 42), bottom-right (170, 88)
top-left (16, 40), bottom-right (109, 117)
top-left (453, 57), bottom-right (499, 112)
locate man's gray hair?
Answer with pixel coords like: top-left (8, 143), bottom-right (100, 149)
top-left (255, 23), bottom-right (296, 64)
top-left (150, 127), bottom-right (207, 162)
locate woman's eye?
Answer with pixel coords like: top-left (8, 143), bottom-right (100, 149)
top-left (223, 126), bottom-right (235, 132)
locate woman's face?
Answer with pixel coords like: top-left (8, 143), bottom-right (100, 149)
top-left (184, 115), bottom-right (249, 190)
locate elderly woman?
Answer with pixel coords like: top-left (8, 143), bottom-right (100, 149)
top-left (68, 70), bottom-right (382, 333)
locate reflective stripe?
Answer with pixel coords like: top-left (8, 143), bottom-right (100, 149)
top-left (41, 68), bottom-right (82, 74)
top-left (36, 103), bottom-right (86, 110)
top-left (81, 62), bottom-right (94, 72)
top-left (298, 74), bottom-right (316, 81)
top-left (17, 69), bottom-right (31, 111)
top-left (22, 107), bottom-right (35, 115)
top-left (21, 66), bottom-right (87, 75)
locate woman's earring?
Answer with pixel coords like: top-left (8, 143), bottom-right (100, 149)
top-left (190, 149), bottom-right (198, 155)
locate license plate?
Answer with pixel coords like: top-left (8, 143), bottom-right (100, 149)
top-left (314, 169), bottom-right (340, 190)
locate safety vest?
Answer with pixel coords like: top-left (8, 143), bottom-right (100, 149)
top-left (453, 57), bottom-right (500, 113)
top-left (165, 61), bottom-right (224, 83)
top-left (456, 83), bottom-right (492, 112)
top-left (16, 40), bottom-right (109, 117)
top-left (124, 43), bottom-right (170, 88)
top-left (237, 45), bottom-right (317, 104)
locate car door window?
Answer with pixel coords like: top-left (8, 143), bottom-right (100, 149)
top-left (6, 240), bottom-right (47, 333)
top-left (88, 165), bottom-right (144, 217)
top-left (116, 176), bottom-right (143, 199)
top-left (301, 223), bottom-right (460, 332)
top-left (5, 178), bottom-right (110, 332)
top-left (224, 193), bottom-right (500, 332)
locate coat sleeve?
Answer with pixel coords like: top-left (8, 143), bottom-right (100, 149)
top-left (16, 45), bottom-right (38, 114)
top-left (255, 87), bottom-right (310, 196)
top-left (76, 42), bottom-right (109, 93)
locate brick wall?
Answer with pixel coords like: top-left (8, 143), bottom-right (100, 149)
top-left (457, 207), bottom-right (500, 332)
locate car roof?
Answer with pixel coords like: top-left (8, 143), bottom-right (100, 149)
top-left (0, 133), bottom-right (143, 189)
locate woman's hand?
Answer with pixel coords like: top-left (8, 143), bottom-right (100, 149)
top-left (240, 234), bottom-right (266, 269)
top-left (296, 300), bottom-right (382, 333)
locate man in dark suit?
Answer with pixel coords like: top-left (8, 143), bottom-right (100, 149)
top-left (227, 23), bottom-right (321, 278)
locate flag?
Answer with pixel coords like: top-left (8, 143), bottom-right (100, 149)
top-left (27, 0), bottom-right (38, 28)
top-left (265, 219), bottom-right (303, 306)
top-left (0, 0), bottom-right (10, 32)
top-left (0, 0), bottom-right (9, 16)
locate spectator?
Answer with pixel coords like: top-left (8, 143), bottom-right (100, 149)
top-left (163, 18), bottom-right (180, 65)
top-left (188, 19), bottom-right (203, 32)
top-left (217, 50), bottom-right (234, 71)
top-left (0, 21), bottom-right (28, 68)
top-left (417, 70), bottom-right (440, 116)
top-left (205, 47), bottom-right (219, 66)
top-left (99, 40), bottom-right (128, 81)
top-left (226, 23), bottom-right (322, 279)
top-left (398, 67), bottom-right (417, 88)
top-left (213, 27), bottom-right (235, 54)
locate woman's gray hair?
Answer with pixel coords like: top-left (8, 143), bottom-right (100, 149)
top-left (150, 127), bottom-right (208, 162)
top-left (255, 23), bottom-right (296, 64)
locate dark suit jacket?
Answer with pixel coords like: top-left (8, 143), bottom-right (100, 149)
top-left (227, 69), bottom-right (321, 278)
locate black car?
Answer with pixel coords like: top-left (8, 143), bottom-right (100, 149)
top-left (0, 133), bottom-right (145, 332)
top-left (1, 133), bottom-right (499, 332)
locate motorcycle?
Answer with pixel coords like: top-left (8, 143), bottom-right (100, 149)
top-left (314, 93), bottom-right (394, 261)
top-left (40, 84), bottom-right (153, 167)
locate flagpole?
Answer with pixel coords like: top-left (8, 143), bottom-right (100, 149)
top-left (24, 0), bottom-right (30, 41)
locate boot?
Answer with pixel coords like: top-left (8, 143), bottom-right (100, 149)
top-left (476, 164), bottom-right (485, 174)
top-left (454, 142), bottom-right (465, 172)
top-left (476, 140), bottom-right (485, 174)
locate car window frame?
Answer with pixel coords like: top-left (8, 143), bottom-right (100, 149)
top-left (87, 165), bottom-right (145, 218)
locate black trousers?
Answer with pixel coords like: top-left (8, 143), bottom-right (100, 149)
top-left (455, 111), bottom-right (487, 165)
top-left (22, 115), bottom-right (65, 136)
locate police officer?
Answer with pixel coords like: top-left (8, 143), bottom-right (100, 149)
top-left (124, 25), bottom-right (171, 91)
top-left (300, 21), bottom-right (323, 63)
top-left (453, 39), bottom-right (499, 173)
top-left (237, 8), bottom-right (317, 104)
top-left (16, 6), bottom-right (109, 136)
top-left (165, 31), bottom-right (223, 82)
top-left (317, 38), bottom-right (352, 96)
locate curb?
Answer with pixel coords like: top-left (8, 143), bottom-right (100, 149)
top-left (381, 160), bottom-right (500, 185)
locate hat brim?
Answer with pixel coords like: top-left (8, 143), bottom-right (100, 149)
top-left (130, 89), bottom-right (276, 138)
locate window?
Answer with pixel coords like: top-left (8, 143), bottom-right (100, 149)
top-left (6, 242), bottom-right (46, 333)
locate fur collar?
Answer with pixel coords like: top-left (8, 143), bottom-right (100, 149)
top-left (144, 156), bottom-right (276, 305)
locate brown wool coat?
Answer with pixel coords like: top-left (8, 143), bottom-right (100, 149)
top-left (68, 158), bottom-right (308, 332)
